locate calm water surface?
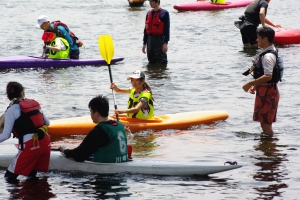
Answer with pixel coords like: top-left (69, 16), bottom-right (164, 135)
top-left (0, 0), bottom-right (299, 199)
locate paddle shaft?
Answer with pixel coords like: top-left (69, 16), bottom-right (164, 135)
top-left (108, 64), bottom-right (119, 121)
top-left (98, 35), bottom-right (119, 121)
top-left (42, 43), bottom-right (47, 57)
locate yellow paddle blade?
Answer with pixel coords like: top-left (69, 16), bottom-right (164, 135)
top-left (98, 35), bottom-right (114, 65)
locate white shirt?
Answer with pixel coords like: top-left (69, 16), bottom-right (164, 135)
top-left (261, 45), bottom-right (277, 75)
top-left (0, 103), bottom-right (50, 143)
top-left (54, 38), bottom-right (67, 51)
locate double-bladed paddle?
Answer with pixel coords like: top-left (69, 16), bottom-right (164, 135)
top-left (98, 35), bottom-right (119, 121)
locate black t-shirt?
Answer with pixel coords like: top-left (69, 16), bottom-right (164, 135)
top-left (64, 123), bottom-right (110, 162)
top-left (244, 0), bottom-right (268, 26)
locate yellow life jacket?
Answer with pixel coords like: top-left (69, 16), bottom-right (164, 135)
top-left (211, 0), bottom-right (226, 4)
top-left (127, 89), bottom-right (154, 120)
top-left (48, 37), bottom-right (70, 59)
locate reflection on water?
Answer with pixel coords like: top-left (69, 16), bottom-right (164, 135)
top-left (6, 177), bottom-right (56, 200)
top-left (143, 62), bottom-right (170, 81)
top-left (38, 69), bottom-right (55, 82)
top-left (0, 68), bottom-right (43, 74)
top-left (57, 174), bottom-right (131, 199)
top-left (0, 170), bottom-right (240, 199)
top-left (127, 3), bottom-right (146, 9)
top-left (251, 136), bottom-right (288, 199)
top-left (274, 44), bottom-right (299, 49)
top-left (129, 133), bottom-right (159, 157)
top-left (239, 47), bottom-right (259, 57)
top-left (89, 175), bottom-right (131, 198)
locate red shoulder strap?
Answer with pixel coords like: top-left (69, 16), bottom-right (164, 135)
top-left (52, 21), bottom-right (69, 30)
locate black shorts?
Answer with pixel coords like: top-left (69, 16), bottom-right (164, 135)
top-left (240, 25), bottom-right (258, 45)
top-left (70, 49), bottom-right (80, 59)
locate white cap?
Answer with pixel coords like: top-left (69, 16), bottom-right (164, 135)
top-left (37, 15), bottom-right (49, 27)
top-left (127, 70), bottom-right (146, 80)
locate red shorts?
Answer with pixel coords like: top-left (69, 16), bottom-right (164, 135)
top-left (253, 85), bottom-right (280, 125)
top-left (8, 135), bottom-right (51, 176)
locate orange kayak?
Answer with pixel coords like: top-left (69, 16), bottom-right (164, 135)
top-left (48, 110), bottom-right (228, 136)
top-left (128, 0), bottom-right (145, 7)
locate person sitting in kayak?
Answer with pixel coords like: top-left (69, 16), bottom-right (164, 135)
top-left (0, 82), bottom-right (51, 181)
top-left (42, 32), bottom-right (70, 59)
top-left (110, 70), bottom-right (154, 120)
top-left (59, 95), bottom-right (128, 163)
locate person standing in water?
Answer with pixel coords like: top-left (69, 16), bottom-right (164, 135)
top-left (0, 82), bottom-right (50, 181)
top-left (238, 0), bottom-right (281, 47)
top-left (142, 0), bottom-right (170, 64)
top-left (242, 27), bottom-right (281, 136)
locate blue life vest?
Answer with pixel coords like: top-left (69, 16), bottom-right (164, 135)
top-left (253, 49), bottom-right (284, 88)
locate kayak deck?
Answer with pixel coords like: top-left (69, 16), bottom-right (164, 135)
top-left (0, 152), bottom-right (242, 176)
top-left (173, 0), bottom-right (252, 11)
top-left (274, 29), bottom-right (300, 44)
top-left (0, 56), bottom-right (124, 69)
top-left (49, 110), bottom-right (229, 136)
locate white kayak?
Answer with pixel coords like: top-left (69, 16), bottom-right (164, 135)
top-left (0, 151), bottom-right (242, 176)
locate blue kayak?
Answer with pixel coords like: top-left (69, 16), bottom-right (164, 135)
top-left (0, 56), bottom-right (124, 69)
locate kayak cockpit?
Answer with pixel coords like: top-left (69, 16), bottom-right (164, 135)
top-left (110, 114), bottom-right (164, 123)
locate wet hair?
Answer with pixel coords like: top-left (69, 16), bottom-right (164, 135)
top-left (6, 82), bottom-right (24, 100)
top-left (256, 26), bottom-right (275, 43)
top-left (88, 95), bottom-right (109, 117)
top-left (139, 77), bottom-right (155, 102)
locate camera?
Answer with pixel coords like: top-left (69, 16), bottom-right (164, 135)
top-left (242, 66), bottom-right (255, 76)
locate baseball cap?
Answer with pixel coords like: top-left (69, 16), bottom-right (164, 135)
top-left (127, 70), bottom-right (146, 80)
top-left (37, 15), bottom-right (49, 27)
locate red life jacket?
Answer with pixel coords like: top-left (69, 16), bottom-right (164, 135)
top-left (145, 9), bottom-right (164, 35)
top-left (13, 99), bottom-right (45, 150)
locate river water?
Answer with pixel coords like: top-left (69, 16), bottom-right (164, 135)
top-left (0, 0), bottom-right (299, 199)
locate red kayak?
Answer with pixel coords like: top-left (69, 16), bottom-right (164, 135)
top-left (274, 29), bottom-right (300, 45)
top-left (174, 0), bottom-right (252, 11)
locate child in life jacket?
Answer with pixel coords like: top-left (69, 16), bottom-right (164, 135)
top-left (42, 32), bottom-right (70, 59)
top-left (110, 70), bottom-right (155, 120)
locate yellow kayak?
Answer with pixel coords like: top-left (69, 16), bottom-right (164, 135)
top-left (48, 110), bottom-right (228, 136)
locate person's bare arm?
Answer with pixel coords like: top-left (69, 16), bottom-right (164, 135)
top-left (259, 7), bottom-right (266, 27)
